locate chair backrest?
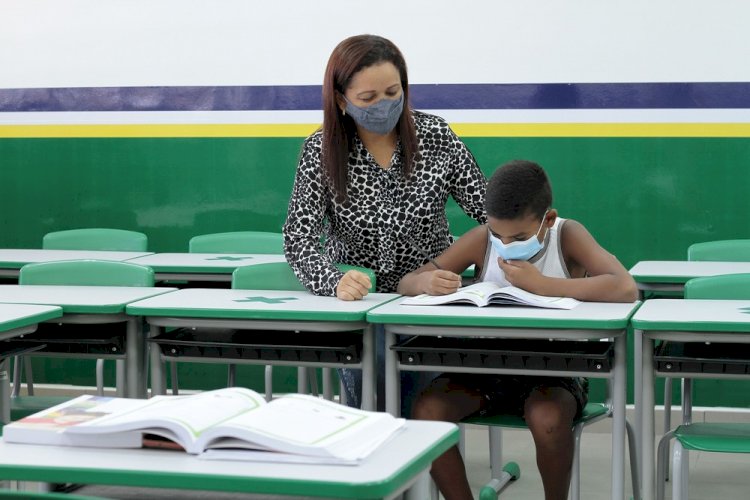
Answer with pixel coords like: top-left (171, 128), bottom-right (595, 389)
top-left (232, 262), bottom-right (376, 292)
top-left (687, 239), bottom-right (750, 262)
top-left (42, 228), bottom-right (148, 252)
top-left (19, 260), bottom-right (154, 287)
top-left (189, 231), bottom-right (283, 254)
top-left (684, 273), bottom-right (750, 300)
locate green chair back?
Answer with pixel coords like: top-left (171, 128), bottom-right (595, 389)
top-left (19, 260), bottom-right (154, 287)
top-left (189, 231), bottom-right (283, 254)
top-left (687, 239), bottom-right (750, 262)
top-left (42, 228), bottom-right (148, 252)
top-left (684, 273), bottom-right (750, 300)
top-left (232, 262), bottom-right (376, 292)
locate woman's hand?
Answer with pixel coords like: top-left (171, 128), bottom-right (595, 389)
top-left (336, 270), bottom-right (372, 301)
top-left (419, 270), bottom-right (462, 296)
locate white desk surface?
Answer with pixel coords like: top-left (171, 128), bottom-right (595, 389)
top-left (0, 249), bottom-right (153, 269)
top-left (125, 253), bottom-right (286, 273)
top-left (368, 297), bottom-right (640, 330)
top-left (629, 260), bottom-right (750, 283)
top-left (0, 420), bottom-right (458, 499)
top-left (0, 285), bottom-right (177, 315)
top-left (632, 298), bottom-right (750, 332)
top-left (127, 288), bottom-right (400, 322)
top-left (0, 303), bottom-right (62, 332)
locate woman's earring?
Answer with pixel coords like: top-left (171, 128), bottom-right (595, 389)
top-left (342, 108), bottom-right (346, 116)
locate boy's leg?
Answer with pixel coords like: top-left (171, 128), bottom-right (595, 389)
top-left (412, 376), bottom-right (485, 500)
top-left (523, 386), bottom-right (578, 500)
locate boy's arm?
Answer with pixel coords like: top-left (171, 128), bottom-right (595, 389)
top-left (499, 220), bottom-right (638, 302)
top-left (397, 226), bottom-right (486, 296)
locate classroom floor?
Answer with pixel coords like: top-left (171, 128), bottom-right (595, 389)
top-left (69, 419), bottom-right (750, 500)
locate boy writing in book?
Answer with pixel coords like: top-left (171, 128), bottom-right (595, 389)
top-left (396, 159), bottom-right (637, 500)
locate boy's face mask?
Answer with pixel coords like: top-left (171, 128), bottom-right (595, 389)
top-left (489, 211), bottom-right (549, 261)
top-left (344, 93), bottom-right (404, 135)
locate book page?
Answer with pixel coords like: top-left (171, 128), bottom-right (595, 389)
top-left (198, 394), bottom-right (404, 460)
top-left (401, 282), bottom-right (500, 306)
top-left (488, 285), bottom-right (580, 309)
top-left (65, 387), bottom-right (266, 453)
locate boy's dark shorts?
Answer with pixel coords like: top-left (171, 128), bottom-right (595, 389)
top-left (442, 373), bottom-right (589, 420)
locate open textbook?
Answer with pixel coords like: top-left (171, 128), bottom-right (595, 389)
top-left (401, 281), bottom-right (580, 310)
top-left (2, 387), bottom-right (405, 465)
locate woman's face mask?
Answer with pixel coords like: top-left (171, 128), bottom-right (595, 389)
top-left (489, 212), bottom-right (549, 261)
top-left (344, 93), bottom-right (404, 135)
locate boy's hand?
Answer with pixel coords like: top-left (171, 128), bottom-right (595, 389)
top-left (336, 270), bottom-right (371, 301)
top-left (420, 270), bottom-right (462, 296)
top-left (498, 259), bottom-right (543, 292)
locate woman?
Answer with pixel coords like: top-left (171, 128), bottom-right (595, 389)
top-left (283, 34), bottom-right (487, 410)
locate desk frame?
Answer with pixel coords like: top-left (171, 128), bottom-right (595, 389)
top-left (376, 311), bottom-right (633, 500)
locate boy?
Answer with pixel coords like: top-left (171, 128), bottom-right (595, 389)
top-left (397, 159), bottom-right (637, 500)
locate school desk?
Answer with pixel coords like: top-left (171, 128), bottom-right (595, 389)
top-left (629, 260), bottom-right (750, 295)
top-left (126, 289), bottom-right (399, 410)
top-left (0, 304), bottom-right (63, 423)
top-left (0, 419), bottom-right (457, 499)
top-left (125, 253), bottom-right (287, 282)
top-left (631, 299), bottom-right (750, 500)
top-left (0, 249), bottom-right (153, 279)
top-left (367, 298), bottom-right (641, 500)
top-left (0, 285), bottom-right (176, 399)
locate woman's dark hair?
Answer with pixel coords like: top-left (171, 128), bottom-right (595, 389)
top-left (486, 160), bottom-right (552, 219)
top-left (321, 34), bottom-right (418, 201)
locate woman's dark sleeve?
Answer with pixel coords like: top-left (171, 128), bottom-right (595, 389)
top-left (282, 138), bottom-right (344, 296)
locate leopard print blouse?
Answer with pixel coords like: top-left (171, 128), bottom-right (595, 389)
top-left (283, 110), bottom-right (487, 295)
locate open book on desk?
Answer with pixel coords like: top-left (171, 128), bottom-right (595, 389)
top-left (401, 281), bottom-right (580, 310)
top-left (2, 387), bottom-right (405, 465)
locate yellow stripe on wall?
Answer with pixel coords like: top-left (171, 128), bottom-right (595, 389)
top-left (1, 122), bottom-right (750, 138)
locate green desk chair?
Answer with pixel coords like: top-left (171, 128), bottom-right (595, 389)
top-left (12, 229), bottom-right (149, 402)
top-left (232, 262), bottom-right (375, 403)
top-left (169, 231), bottom-right (284, 396)
top-left (10, 260), bottom-right (154, 420)
top-left (42, 228), bottom-right (148, 252)
top-left (656, 273), bottom-right (750, 500)
top-left (687, 239), bottom-right (750, 262)
top-left (461, 392), bottom-right (640, 499)
top-left (660, 240), bottom-right (750, 479)
top-left (189, 231), bottom-right (283, 254)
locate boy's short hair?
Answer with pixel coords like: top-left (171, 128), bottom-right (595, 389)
top-left (486, 160), bottom-right (552, 220)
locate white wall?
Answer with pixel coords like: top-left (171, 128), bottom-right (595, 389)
top-left (2, 0), bottom-right (750, 89)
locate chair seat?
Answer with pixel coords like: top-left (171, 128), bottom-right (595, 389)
top-left (674, 423), bottom-right (750, 453)
top-left (462, 402), bottom-right (609, 428)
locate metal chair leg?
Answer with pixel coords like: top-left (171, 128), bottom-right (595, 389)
top-left (264, 365), bottom-right (273, 402)
top-left (11, 356), bottom-right (22, 397)
top-left (95, 359), bottom-right (105, 396)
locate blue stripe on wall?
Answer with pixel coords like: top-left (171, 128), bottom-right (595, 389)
top-left (2, 83), bottom-right (750, 112)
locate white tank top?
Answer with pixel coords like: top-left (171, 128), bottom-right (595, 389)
top-left (477, 217), bottom-right (570, 285)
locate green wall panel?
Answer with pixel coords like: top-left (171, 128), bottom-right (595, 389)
top-left (3, 136), bottom-right (750, 405)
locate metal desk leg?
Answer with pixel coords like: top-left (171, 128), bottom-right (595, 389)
top-left (612, 333), bottom-right (627, 500)
top-left (361, 324), bottom-right (375, 411)
top-left (125, 317), bottom-right (146, 398)
top-left (0, 357), bottom-right (10, 424)
top-left (384, 327), bottom-right (399, 416)
top-left (149, 324), bottom-right (166, 396)
top-left (634, 322), bottom-right (643, 480)
top-left (639, 330), bottom-right (655, 500)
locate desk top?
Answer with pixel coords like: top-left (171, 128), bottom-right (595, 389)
top-left (367, 297), bottom-right (641, 329)
top-left (125, 253), bottom-right (286, 273)
top-left (127, 288), bottom-right (400, 322)
top-left (632, 298), bottom-right (750, 332)
top-left (0, 249), bottom-right (153, 270)
top-left (0, 420), bottom-right (458, 499)
top-left (0, 285), bottom-right (177, 314)
top-left (629, 260), bottom-right (750, 284)
top-left (0, 303), bottom-right (62, 332)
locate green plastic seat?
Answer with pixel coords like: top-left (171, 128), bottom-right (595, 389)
top-left (11, 260), bottom-right (154, 420)
top-left (43, 228), bottom-right (147, 252)
top-left (189, 231), bottom-right (283, 254)
top-left (232, 262), bottom-right (376, 292)
top-left (687, 239), bottom-right (750, 262)
top-left (462, 401), bottom-right (637, 500)
top-left (657, 272), bottom-right (750, 500)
